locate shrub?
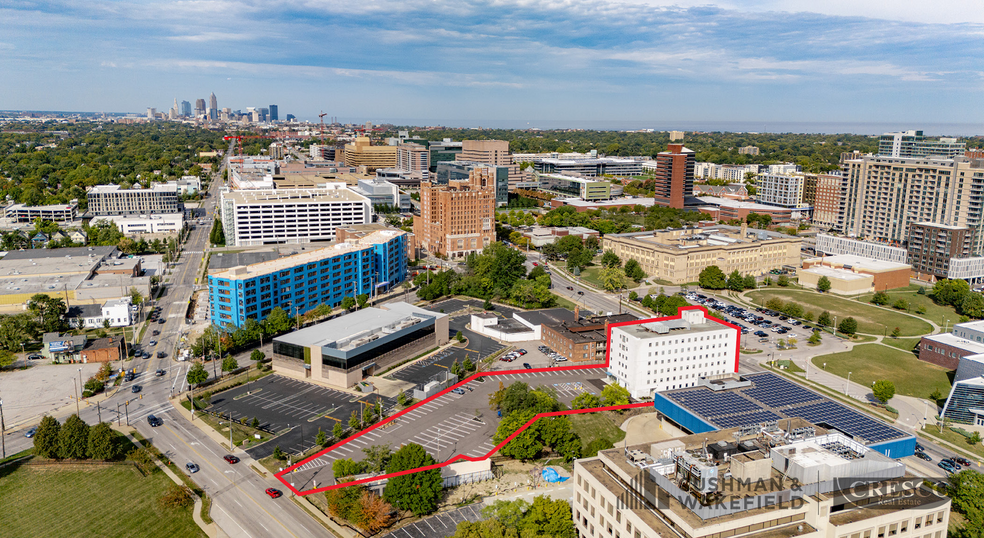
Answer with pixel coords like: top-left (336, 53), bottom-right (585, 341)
top-left (158, 484), bottom-right (194, 510)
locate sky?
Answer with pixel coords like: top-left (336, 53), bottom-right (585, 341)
top-left (2, 0), bottom-right (983, 131)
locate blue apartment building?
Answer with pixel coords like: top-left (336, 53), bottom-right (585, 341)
top-left (208, 230), bottom-right (407, 328)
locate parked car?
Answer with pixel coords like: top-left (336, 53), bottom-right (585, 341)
top-left (915, 443), bottom-right (925, 451)
top-left (451, 388), bottom-right (466, 395)
top-left (27, 354), bottom-right (42, 360)
top-left (916, 452), bottom-right (932, 461)
top-left (955, 456), bottom-right (972, 466)
top-left (523, 363), bottom-right (532, 369)
top-left (25, 427), bottom-right (36, 438)
top-left (939, 461), bottom-right (956, 473)
top-left (223, 455), bottom-right (240, 464)
top-left (186, 462), bottom-right (200, 474)
top-left (754, 331), bottom-right (768, 337)
top-left (265, 488), bottom-right (283, 499)
top-left (554, 357), bottom-right (567, 362)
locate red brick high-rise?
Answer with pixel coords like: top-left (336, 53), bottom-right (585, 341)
top-left (653, 143), bottom-right (695, 209)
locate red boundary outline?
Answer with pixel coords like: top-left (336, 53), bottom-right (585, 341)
top-left (275, 305), bottom-right (740, 496)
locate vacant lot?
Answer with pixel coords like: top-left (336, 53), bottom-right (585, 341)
top-left (0, 463), bottom-right (205, 538)
top-left (746, 289), bottom-right (934, 336)
top-left (570, 412), bottom-right (625, 453)
top-left (858, 285), bottom-right (960, 327)
top-left (811, 344), bottom-right (952, 400)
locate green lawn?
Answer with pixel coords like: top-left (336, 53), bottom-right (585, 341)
top-left (551, 293), bottom-right (578, 311)
top-left (579, 266), bottom-right (605, 290)
top-left (881, 338), bottom-right (921, 352)
top-left (857, 285), bottom-right (961, 327)
top-left (811, 344), bottom-right (952, 400)
top-left (0, 464), bottom-right (205, 538)
top-left (569, 412), bottom-right (625, 451)
top-left (746, 289), bottom-right (934, 336)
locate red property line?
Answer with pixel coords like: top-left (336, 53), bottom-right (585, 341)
top-left (275, 306), bottom-right (737, 496)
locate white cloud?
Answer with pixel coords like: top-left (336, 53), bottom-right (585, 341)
top-left (167, 32), bottom-right (253, 42)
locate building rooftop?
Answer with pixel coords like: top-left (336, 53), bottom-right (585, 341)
top-left (514, 308), bottom-right (578, 328)
top-left (221, 185), bottom-right (369, 206)
top-left (921, 332), bottom-right (984, 355)
top-left (913, 221), bottom-right (967, 230)
top-left (275, 302), bottom-right (442, 351)
top-left (210, 230), bottom-right (403, 280)
top-left (809, 254), bottom-right (911, 272)
top-left (800, 266), bottom-right (870, 282)
top-left (696, 196), bottom-right (798, 212)
top-left (89, 183), bottom-right (177, 194)
top-left (561, 197), bottom-right (657, 208)
top-left (544, 313), bottom-right (637, 344)
top-left (1, 246), bottom-right (117, 261)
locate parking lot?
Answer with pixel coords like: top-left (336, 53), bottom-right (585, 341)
top-left (204, 375), bottom-right (406, 458)
top-left (683, 293), bottom-right (815, 344)
top-left (285, 367), bottom-right (608, 493)
top-left (380, 503), bottom-right (485, 538)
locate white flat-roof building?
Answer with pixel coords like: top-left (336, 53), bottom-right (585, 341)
top-left (609, 307), bottom-right (739, 399)
top-left (90, 213), bottom-right (184, 235)
top-left (5, 200), bottom-right (79, 223)
top-left (101, 297), bottom-right (132, 327)
top-left (815, 234), bottom-right (909, 264)
top-left (219, 185), bottom-right (371, 247)
top-left (87, 183), bottom-right (180, 216)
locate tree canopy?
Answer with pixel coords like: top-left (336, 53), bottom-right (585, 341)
top-left (383, 443), bottom-right (442, 516)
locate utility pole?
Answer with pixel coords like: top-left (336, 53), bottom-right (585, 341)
top-left (125, 401), bottom-right (130, 426)
top-left (96, 401), bottom-right (101, 423)
top-left (117, 403), bottom-right (122, 426)
top-left (1, 396), bottom-right (6, 459)
top-left (73, 378), bottom-right (80, 415)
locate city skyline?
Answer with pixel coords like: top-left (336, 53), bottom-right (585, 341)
top-left (2, 1), bottom-right (983, 129)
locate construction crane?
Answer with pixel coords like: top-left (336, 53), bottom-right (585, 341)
top-left (318, 111), bottom-right (328, 145)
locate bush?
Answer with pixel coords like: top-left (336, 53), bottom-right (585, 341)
top-left (893, 298), bottom-right (909, 311)
top-left (838, 317), bottom-right (858, 336)
top-left (158, 484), bottom-right (194, 510)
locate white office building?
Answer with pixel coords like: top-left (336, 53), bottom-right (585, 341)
top-left (101, 297), bottom-right (133, 327)
top-left (90, 213), bottom-right (184, 235)
top-left (87, 183), bottom-right (179, 216)
top-left (757, 173), bottom-right (807, 208)
top-left (815, 234), bottom-right (909, 264)
top-left (608, 307), bottom-right (739, 399)
top-left (219, 185), bottom-right (371, 247)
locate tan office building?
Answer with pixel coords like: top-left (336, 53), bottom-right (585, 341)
top-left (458, 139), bottom-right (524, 190)
top-left (413, 168), bottom-right (495, 258)
top-left (601, 224), bottom-right (801, 284)
top-left (573, 423), bottom-right (950, 538)
top-left (343, 136), bottom-right (398, 171)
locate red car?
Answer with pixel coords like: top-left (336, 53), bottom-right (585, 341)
top-left (265, 488), bottom-right (282, 499)
top-left (532, 262), bottom-right (538, 266)
top-left (223, 455), bottom-right (240, 464)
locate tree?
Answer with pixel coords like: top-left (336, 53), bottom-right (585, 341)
top-left (316, 428), bottom-right (327, 448)
top-left (59, 414), bottom-right (90, 460)
top-left (352, 490), bottom-right (394, 533)
top-left (356, 293), bottom-right (370, 309)
top-left (572, 392), bottom-right (603, 410)
top-left (362, 444), bottom-right (392, 474)
top-left (777, 275), bottom-right (789, 287)
top-left (600, 250), bottom-right (621, 268)
top-left (970, 431), bottom-right (982, 446)
top-left (250, 350), bottom-right (266, 362)
top-left (623, 259), bottom-right (646, 282)
top-left (333, 458), bottom-right (366, 479)
top-left (450, 359), bottom-right (461, 377)
top-left (87, 422), bottom-right (120, 460)
top-left (462, 355), bottom-right (474, 373)
top-left (838, 317), bottom-right (858, 336)
top-left (726, 270), bottom-right (744, 292)
top-left (383, 443), bottom-right (442, 516)
top-left (27, 294), bottom-right (67, 334)
top-left (333, 421), bottom-right (344, 440)
top-left (349, 410), bottom-right (361, 430)
top-left (781, 302), bottom-right (804, 318)
top-left (698, 265), bottom-right (727, 289)
top-left (933, 279), bottom-right (970, 307)
top-left (397, 391), bottom-right (408, 407)
top-left (600, 266), bottom-right (627, 291)
top-left (341, 296), bottom-right (357, 310)
top-left (264, 307), bottom-right (292, 335)
top-left (565, 247), bottom-right (592, 272)
top-left (455, 330), bottom-right (464, 342)
top-left (893, 298), bottom-right (909, 311)
top-left (493, 410), bottom-right (542, 460)
top-left (519, 496), bottom-right (577, 538)
top-left (743, 275), bottom-right (756, 290)
top-left (818, 311), bottom-right (832, 327)
top-left (251, 417), bottom-right (260, 428)
top-left (817, 276), bottom-right (831, 293)
top-left (34, 415), bottom-right (61, 458)
top-left (872, 380), bottom-right (896, 403)
top-left (765, 298), bottom-right (784, 311)
top-left (221, 355), bottom-right (239, 372)
top-left (186, 361), bottom-right (208, 387)
top-left (871, 291), bottom-right (890, 306)
top-left (324, 478), bottom-right (362, 520)
top-left (891, 327), bottom-right (901, 338)
top-left (808, 331), bottom-right (821, 345)
top-left (948, 470), bottom-right (984, 531)
top-left (961, 293), bottom-right (984, 319)
top-left (601, 383), bottom-right (630, 406)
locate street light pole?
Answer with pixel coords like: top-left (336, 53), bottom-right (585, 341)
top-left (846, 371), bottom-right (852, 397)
top-left (73, 378), bottom-right (80, 415)
top-left (0, 397), bottom-right (6, 459)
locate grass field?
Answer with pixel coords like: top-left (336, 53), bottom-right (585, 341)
top-left (0, 464), bottom-right (205, 538)
top-left (857, 285), bottom-right (960, 327)
top-left (811, 344), bottom-right (952, 400)
top-left (881, 338), bottom-right (921, 352)
top-left (570, 412), bottom-right (625, 454)
top-left (746, 289), bottom-right (934, 336)
top-left (551, 293), bottom-right (578, 311)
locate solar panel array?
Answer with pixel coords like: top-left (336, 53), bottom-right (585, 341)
top-left (662, 372), bottom-right (909, 444)
top-left (742, 373), bottom-right (823, 408)
top-left (783, 401), bottom-right (902, 443)
top-left (666, 389), bottom-right (762, 417)
top-left (711, 410), bottom-right (783, 429)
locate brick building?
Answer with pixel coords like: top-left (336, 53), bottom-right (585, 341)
top-left (541, 313), bottom-right (636, 362)
top-left (652, 143), bottom-right (695, 209)
top-left (413, 167), bottom-right (496, 258)
top-left (812, 172), bottom-right (845, 230)
top-left (907, 222), bottom-right (976, 282)
top-left (920, 320), bottom-right (984, 370)
top-left (79, 337), bottom-right (124, 363)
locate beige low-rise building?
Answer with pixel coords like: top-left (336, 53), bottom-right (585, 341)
top-left (343, 137), bottom-right (398, 171)
top-left (602, 224), bottom-right (801, 284)
top-left (573, 422), bottom-right (950, 538)
top-left (799, 255), bottom-right (911, 294)
top-left (272, 302), bottom-right (447, 389)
